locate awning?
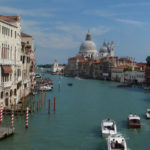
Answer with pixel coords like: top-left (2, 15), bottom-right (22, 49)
top-left (2, 65), bottom-right (12, 74)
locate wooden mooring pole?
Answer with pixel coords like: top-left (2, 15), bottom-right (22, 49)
top-left (54, 97), bottom-right (56, 112)
top-left (45, 88), bottom-right (46, 105)
top-left (48, 99), bottom-right (50, 114)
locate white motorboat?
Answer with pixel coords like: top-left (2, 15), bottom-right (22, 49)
top-left (128, 114), bottom-right (141, 128)
top-left (101, 119), bottom-right (117, 137)
top-left (146, 109), bottom-right (150, 119)
top-left (107, 134), bottom-right (127, 150)
top-left (40, 85), bottom-right (52, 91)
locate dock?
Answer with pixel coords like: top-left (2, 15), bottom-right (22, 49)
top-left (0, 127), bottom-right (14, 140)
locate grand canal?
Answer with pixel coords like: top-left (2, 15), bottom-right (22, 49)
top-left (1, 71), bottom-right (150, 150)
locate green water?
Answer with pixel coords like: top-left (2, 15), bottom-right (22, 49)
top-left (1, 72), bottom-right (150, 150)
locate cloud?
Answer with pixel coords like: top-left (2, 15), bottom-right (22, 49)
top-left (83, 10), bottom-right (116, 17)
top-left (116, 18), bottom-right (145, 26)
top-left (21, 19), bottom-right (111, 51)
top-left (111, 2), bottom-right (150, 8)
top-left (0, 6), bottom-right (53, 17)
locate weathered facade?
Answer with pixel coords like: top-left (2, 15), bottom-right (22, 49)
top-left (0, 14), bottom-right (35, 107)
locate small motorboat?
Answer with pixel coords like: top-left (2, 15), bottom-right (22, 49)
top-left (146, 109), bottom-right (150, 119)
top-left (35, 73), bottom-right (41, 79)
top-left (128, 114), bottom-right (141, 128)
top-left (68, 83), bottom-right (73, 86)
top-left (101, 119), bottom-right (117, 138)
top-left (107, 134), bottom-right (127, 150)
top-left (40, 85), bottom-right (52, 91)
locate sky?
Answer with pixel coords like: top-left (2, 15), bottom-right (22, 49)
top-left (0, 0), bottom-right (150, 64)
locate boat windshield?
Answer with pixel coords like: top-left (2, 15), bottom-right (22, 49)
top-left (111, 140), bottom-right (125, 149)
top-left (104, 125), bottom-right (114, 130)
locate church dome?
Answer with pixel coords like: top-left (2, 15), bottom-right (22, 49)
top-left (80, 41), bottom-right (97, 52)
top-left (78, 31), bottom-right (98, 58)
top-left (100, 45), bottom-right (108, 52)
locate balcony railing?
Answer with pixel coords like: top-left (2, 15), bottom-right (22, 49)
top-left (2, 81), bottom-right (12, 88)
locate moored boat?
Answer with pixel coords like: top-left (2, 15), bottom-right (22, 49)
top-left (128, 114), bottom-right (141, 128)
top-left (146, 109), bottom-right (150, 119)
top-left (107, 134), bottom-right (127, 150)
top-left (101, 119), bottom-right (117, 137)
top-left (40, 85), bottom-right (52, 91)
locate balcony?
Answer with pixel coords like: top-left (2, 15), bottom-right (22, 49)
top-left (0, 59), bottom-right (12, 65)
top-left (2, 81), bottom-right (12, 88)
top-left (0, 59), bottom-right (22, 66)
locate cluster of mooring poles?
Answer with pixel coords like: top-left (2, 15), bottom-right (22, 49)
top-left (39, 88), bottom-right (56, 114)
top-left (0, 88), bottom-right (56, 130)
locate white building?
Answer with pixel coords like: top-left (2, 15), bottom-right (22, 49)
top-left (100, 41), bottom-right (114, 58)
top-left (0, 15), bottom-right (22, 106)
top-left (0, 14), bottom-right (35, 107)
top-left (78, 31), bottom-right (98, 59)
top-left (111, 66), bottom-right (145, 83)
top-left (124, 71), bottom-right (145, 83)
top-left (51, 60), bottom-right (64, 73)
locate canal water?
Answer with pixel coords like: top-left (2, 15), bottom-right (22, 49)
top-left (1, 70), bottom-right (150, 150)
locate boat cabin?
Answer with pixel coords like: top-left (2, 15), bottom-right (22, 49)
top-left (128, 114), bottom-right (141, 128)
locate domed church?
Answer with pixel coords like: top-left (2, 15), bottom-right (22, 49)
top-left (99, 41), bottom-right (114, 58)
top-left (78, 31), bottom-right (98, 59)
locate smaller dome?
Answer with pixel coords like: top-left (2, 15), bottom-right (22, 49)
top-left (100, 46), bottom-right (108, 52)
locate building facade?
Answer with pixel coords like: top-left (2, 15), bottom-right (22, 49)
top-left (0, 14), bottom-right (35, 107)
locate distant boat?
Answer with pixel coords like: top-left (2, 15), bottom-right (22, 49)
top-left (117, 84), bottom-right (132, 88)
top-left (68, 83), bottom-right (73, 86)
top-left (101, 119), bottom-right (117, 138)
top-left (146, 109), bottom-right (150, 119)
top-left (35, 74), bottom-right (41, 79)
top-left (107, 134), bottom-right (127, 150)
top-left (75, 76), bottom-right (81, 80)
top-left (128, 114), bottom-right (141, 128)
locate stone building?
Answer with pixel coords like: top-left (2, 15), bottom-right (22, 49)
top-left (21, 32), bottom-right (34, 98)
top-left (0, 15), bottom-right (22, 106)
top-left (0, 14), bottom-right (35, 107)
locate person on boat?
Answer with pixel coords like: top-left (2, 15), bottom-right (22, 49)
top-left (111, 139), bottom-right (115, 148)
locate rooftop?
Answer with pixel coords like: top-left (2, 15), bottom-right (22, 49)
top-left (21, 32), bottom-right (32, 38)
top-left (0, 15), bottom-right (20, 22)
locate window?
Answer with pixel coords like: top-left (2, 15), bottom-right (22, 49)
top-left (15, 31), bottom-right (16, 38)
top-left (14, 89), bottom-right (16, 96)
top-left (1, 92), bottom-right (3, 98)
top-left (11, 30), bottom-right (13, 37)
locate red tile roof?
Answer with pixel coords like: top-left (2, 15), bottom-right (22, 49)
top-left (69, 56), bottom-right (85, 60)
top-left (0, 15), bottom-right (20, 22)
top-left (115, 65), bottom-right (131, 69)
top-left (21, 32), bottom-right (32, 37)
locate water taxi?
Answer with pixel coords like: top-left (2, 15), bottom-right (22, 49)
top-left (107, 134), bottom-right (127, 150)
top-left (101, 119), bottom-right (117, 137)
top-left (128, 114), bottom-right (141, 128)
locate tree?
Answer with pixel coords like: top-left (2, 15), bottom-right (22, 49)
top-left (146, 56), bottom-right (150, 66)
